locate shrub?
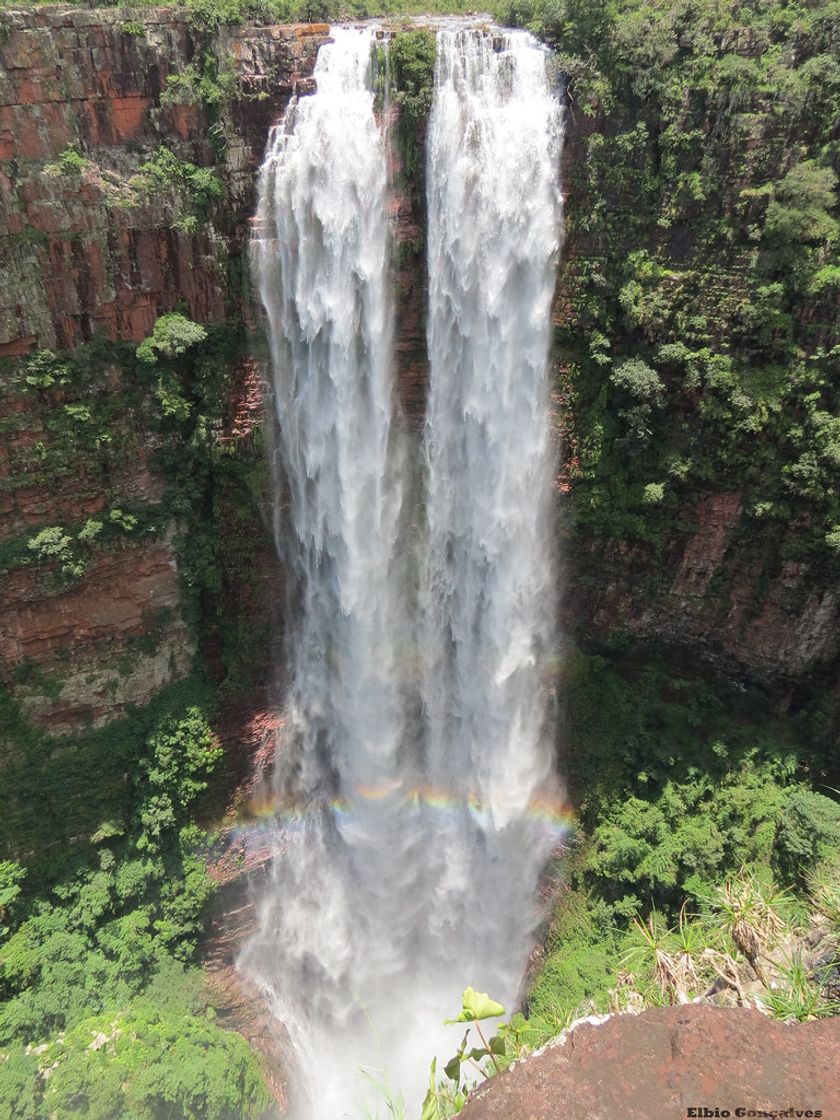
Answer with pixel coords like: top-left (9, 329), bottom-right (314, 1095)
top-left (777, 790), bottom-right (840, 877)
top-left (137, 314), bottom-right (208, 364)
top-left (26, 526), bottom-right (85, 582)
top-left (43, 147), bottom-right (88, 177)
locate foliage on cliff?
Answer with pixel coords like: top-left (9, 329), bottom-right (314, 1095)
top-left (0, 299), bottom-right (280, 1110)
top-left (524, 648), bottom-right (840, 1041)
top-left (499, 0), bottom-right (839, 579)
top-left (385, 28), bottom-right (437, 177)
top-left (0, 683), bottom-right (272, 1120)
top-left (509, 4), bottom-right (840, 1044)
top-left (6, 0), bottom-right (479, 27)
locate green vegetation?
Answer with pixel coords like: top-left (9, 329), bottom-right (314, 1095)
top-left (137, 313), bottom-right (209, 365)
top-left (523, 649), bottom-right (840, 1043)
top-left (500, 1), bottom-right (840, 1061)
top-left (43, 146), bottom-right (88, 177)
top-left (0, 320), bottom-right (276, 1120)
top-left (418, 989), bottom-right (508, 1118)
top-left (0, 0), bottom-right (477, 29)
top-left (403, 653), bottom-right (840, 1119)
top-left (492, 0), bottom-right (840, 579)
top-left (134, 148), bottom-right (224, 233)
top-left (3, 2), bottom-right (839, 1116)
top-left (160, 57), bottom-right (240, 110)
top-left (386, 29), bottom-right (437, 176)
top-left (0, 685), bottom-right (272, 1119)
top-left (0, 314), bottom-right (275, 688)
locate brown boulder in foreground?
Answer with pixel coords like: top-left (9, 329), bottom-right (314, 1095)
top-left (459, 1006), bottom-right (839, 1120)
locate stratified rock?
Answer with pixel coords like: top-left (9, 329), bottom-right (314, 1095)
top-left (0, 6), bottom-right (328, 353)
top-left (460, 1006), bottom-right (839, 1120)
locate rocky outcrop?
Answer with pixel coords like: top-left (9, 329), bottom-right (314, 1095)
top-left (0, 8), bottom-right (327, 738)
top-left (0, 6), bottom-right (327, 352)
top-left (1, 536), bottom-right (191, 730)
top-left (564, 490), bottom-right (840, 686)
top-left (460, 1006), bottom-right (839, 1120)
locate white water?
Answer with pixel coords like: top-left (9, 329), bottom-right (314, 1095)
top-left (419, 20), bottom-right (564, 1003)
top-left (241, 24), bottom-right (564, 1119)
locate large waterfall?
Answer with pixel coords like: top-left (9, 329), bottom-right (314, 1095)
top-left (241, 24), bottom-right (564, 1119)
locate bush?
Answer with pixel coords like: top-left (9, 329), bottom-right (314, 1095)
top-left (43, 147), bottom-right (87, 177)
top-left (0, 1004), bottom-right (272, 1120)
top-left (777, 790), bottom-right (840, 877)
top-left (134, 147), bottom-right (223, 227)
top-left (26, 526), bottom-right (86, 582)
top-left (137, 314), bottom-right (208, 365)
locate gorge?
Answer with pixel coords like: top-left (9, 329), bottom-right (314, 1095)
top-left (0, 3), bottom-right (838, 1119)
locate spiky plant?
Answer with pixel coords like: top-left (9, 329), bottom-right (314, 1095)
top-left (765, 954), bottom-right (840, 1022)
top-left (622, 911), bottom-right (685, 1004)
top-left (361, 1067), bottom-right (408, 1120)
top-left (669, 903), bottom-right (716, 995)
top-left (806, 861), bottom-right (840, 928)
top-left (709, 869), bottom-right (794, 981)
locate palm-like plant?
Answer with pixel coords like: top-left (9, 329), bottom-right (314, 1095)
top-left (707, 869), bottom-right (794, 982)
top-left (806, 861), bottom-right (840, 928)
top-left (765, 953), bottom-right (840, 1022)
top-left (621, 910), bottom-right (685, 1004)
top-left (669, 903), bottom-right (712, 994)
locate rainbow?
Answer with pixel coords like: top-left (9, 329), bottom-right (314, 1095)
top-left (226, 782), bottom-right (575, 845)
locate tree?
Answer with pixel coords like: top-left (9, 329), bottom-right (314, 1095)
top-left (137, 314), bottom-right (207, 364)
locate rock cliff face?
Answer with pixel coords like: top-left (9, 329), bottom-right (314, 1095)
top-left (555, 99), bottom-right (840, 694)
top-left (1, 9), bottom-right (836, 859)
top-left (0, 6), bottom-right (325, 351)
top-left (459, 1005), bottom-right (839, 1120)
top-left (0, 8), bottom-right (327, 743)
top-left (0, 10), bottom-right (437, 873)
top-left (565, 490), bottom-right (839, 686)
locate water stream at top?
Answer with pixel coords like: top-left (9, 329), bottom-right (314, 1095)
top-left (241, 23), bottom-right (564, 1118)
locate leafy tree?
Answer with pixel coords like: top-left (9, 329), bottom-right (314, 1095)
top-left (0, 862), bottom-right (25, 936)
top-left (777, 789), bottom-right (840, 876)
top-left (137, 314), bottom-right (208, 365)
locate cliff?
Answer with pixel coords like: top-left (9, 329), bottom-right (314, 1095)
top-left (0, 7), bottom-right (329, 863)
top-left (0, 9), bottom-right (430, 868)
top-left (1, 5), bottom-right (837, 860)
top-left (552, 5), bottom-right (840, 699)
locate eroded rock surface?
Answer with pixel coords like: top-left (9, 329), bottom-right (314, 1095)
top-left (460, 1006), bottom-right (839, 1120)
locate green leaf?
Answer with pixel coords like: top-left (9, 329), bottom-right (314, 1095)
top-left (445, 986), bottom-right (506, 1023)
top-left (489, 1035), bottom-right (507, 1056)
top-left (443, 1055), bottom-right (462, 1083)
top-left (420, 1060), bottom-right (446, 1120)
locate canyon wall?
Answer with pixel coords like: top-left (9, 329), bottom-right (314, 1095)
top-left (0, 7), bottom-right (329, 860)
top-left (0, 8), bottom-right (430, 865)
top-left (554, 65), bottom-right (840, 699)
top-left (2, 8), bottom-right (837, 863)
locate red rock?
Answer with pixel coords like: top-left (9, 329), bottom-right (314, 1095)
top-left (0, 8), bottom-right (329, 355)
top-left (460, 1007), bottom-right (840, 1120)
top-left (0, 335), bottom-right (36, 357)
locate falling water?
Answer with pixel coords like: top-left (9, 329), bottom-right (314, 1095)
top-left (420, 24), bottom-right (564, 959)
top-left (241, 23), bottom-right (564, 1119)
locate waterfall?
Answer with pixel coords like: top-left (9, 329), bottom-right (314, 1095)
top-left (240, 23), bottom-right (564, 1119)
top-left (419, 24), bottom-right (564, 961)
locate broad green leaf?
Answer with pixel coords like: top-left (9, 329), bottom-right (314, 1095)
top-left (445, 986), bottom-right (506, 1023)
top-left (489, 1035), bottom-right (507, 1056)
top-left (443, 1055), bottom-right (462, 1082)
